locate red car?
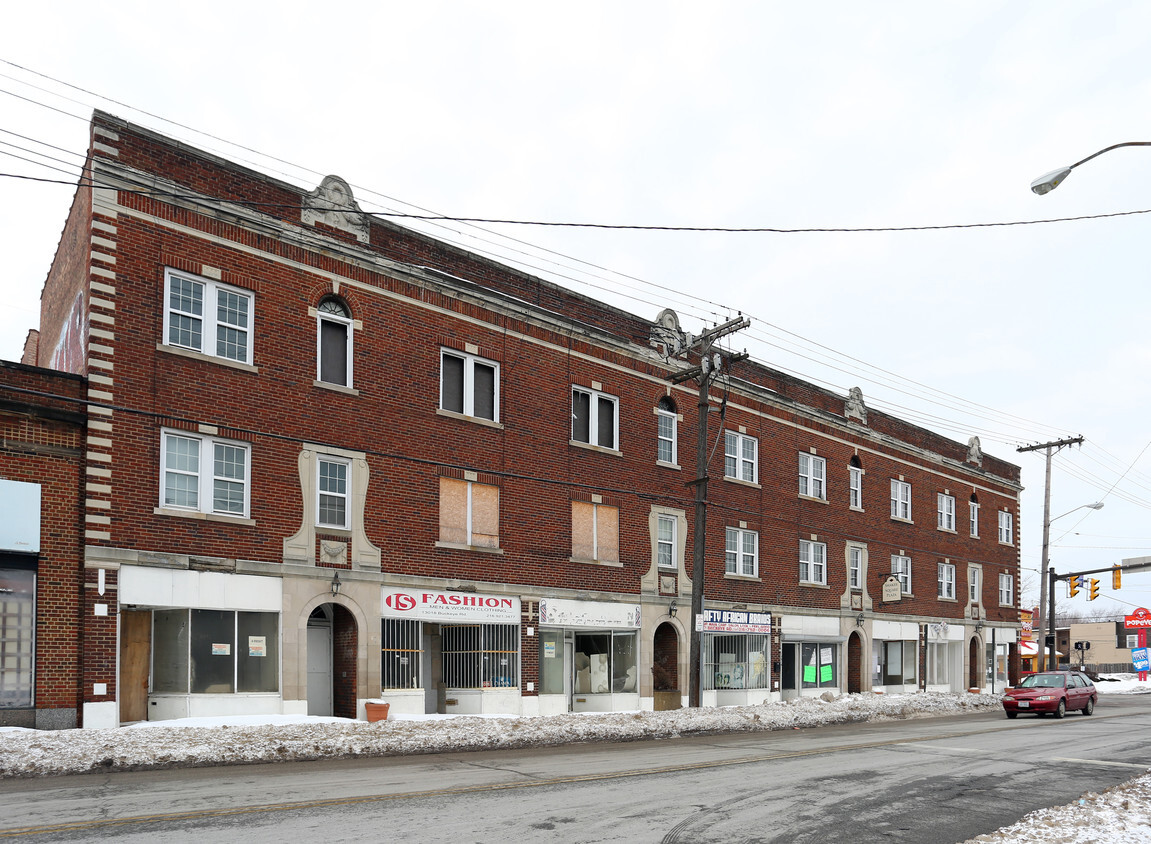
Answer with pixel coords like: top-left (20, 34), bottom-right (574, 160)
top-left (1002, 671), bottom-right (1097, 719)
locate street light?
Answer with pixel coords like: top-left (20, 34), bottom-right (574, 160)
top-left (1030, 142), bottom-right (1151, 194)
top-left (1043, 501), bottom-right (1104, 671)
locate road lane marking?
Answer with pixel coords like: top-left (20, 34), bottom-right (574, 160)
top-left (1050, 757), bottom-right (1150, 770)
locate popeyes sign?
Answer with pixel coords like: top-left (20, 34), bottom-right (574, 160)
top-left (381, 587), bottom-right (520, 623)
top-left (1125, 608), bottom-right (1151, 629)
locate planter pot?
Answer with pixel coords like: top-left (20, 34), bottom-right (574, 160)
top-left (365, 702), bottom-right (390, 722)
top-left (654, 690), bottom-right (681, 711)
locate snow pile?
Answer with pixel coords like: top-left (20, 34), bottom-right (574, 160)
top-left (0, 690), bottom-right (1000, 779)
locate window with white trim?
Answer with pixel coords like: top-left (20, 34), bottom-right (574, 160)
top-left (890, 479), bottom-right (912, 521)
top-left (317, 297), bottom-right (352, 386)
top-left (892, 554), bottom-right (912, 594)
top-left (656, 397), bottom-right (677, 465)
top-left (725, 527), bottom-right (759, 576)
top-left (317, 456), bottom-right (350, 529)
top-left (572, 386), bottom-right (618, 449)
top-left (725, 431), bottom-right (758, 483)
top-left (999, 573), bottom-right (1014, 607)
top-left (998, 510), bottom-right (1014, 545)
top-left (442, 349), bottom-right (499, 422)
top-left (161, 430), bottom-right (250, 517)
top-left (937, 493), bottom-right (956, 531)
top-left (969, 568), bottom-right (981, 603)
top-left (799, 453), bottom-right (826, 499)
top-left (849, 460), bottom-right (863, 509)
top-left (1126, 634), bottom-right (1139, 649)
top-left (938, 562), bottom-right (955, 599)
top-left (799, 540), bottom-right (827, 585)
top-left (164, 269), bottom-right (252, 364)
top-left (657, 514), bottom-right (677, 569)
top-left (849, 546), bottom-right (862, 589)
top-left (970, 497), bottom-right (980, 537)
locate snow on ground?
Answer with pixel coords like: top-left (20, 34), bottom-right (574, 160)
top-left (0, 676), bottom-right (1147, 842)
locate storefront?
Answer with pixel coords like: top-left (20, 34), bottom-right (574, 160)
top-left (537, 597), bottom-right (640, 714)
top-left (780, 616), bottom-right (843, 699)
top-left (872, 620), bottom-right (920, 693)
top-left (985, 626), bottom-right (1017, 692)
top-left (925, 621), bottom-right (964, 692)
top-left (700, 609), bottom-right (772, 707)
top-left (380, 587), bottom-right (521, 716)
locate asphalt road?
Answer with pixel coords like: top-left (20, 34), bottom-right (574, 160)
top-left (2, 696), bottom-right (1148, 843)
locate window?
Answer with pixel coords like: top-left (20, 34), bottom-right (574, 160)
top-left (657, 515), bottom-right (677, 569)
top-left (890, 479), bottom-right (912, 521)
top-left (938, 562), bottom-right (956, 599)
top-left (572, 631), bottom-right (637, 694)
top-left (442, 623), bottom-right (518, 689)
top-left (876, 640), bottom-right (917, 686)
top-left (152, 609), bottom-right (279, 694)
top-left (572, 386), bottom-right (618, 449)
top-left (969, 496), bottom-right (980, 537)
top-left (572, 501), bottom-right (620, 563)
top-left (1127, 634), bottom-right (1139, 649)
top-left (656, 397), bottom-right (677, 465)
top-left (725, 431), bottom-right (758, 483)
top-left (799, 540), bottom-right (827, 585)
top-left (439, 478), bottom-right (499, 549)
top-left (849, 460), bottom-right (863, 509)
top-left (382, 618), bottom-right (422, 690)
top-left (442, 349), bottom-right (498, 422)
top-left (801, 642), bottom-right (838, 689)
top-left (316, 297), bottom-right (352, 386)
top-left (892, 555), bottom-right (912, 594)
top-left (999, 573), bottom-right (1014, 606)
top-left (799, 453), bottom-right (826, 499)
top-left (725, 527), bottom-right (758, 577)
top-left (317, 456), bottom-right (349, 529)
top-left (937, 494), bottom-right (956, 531)
top-left (704, 633), bottom-right (770, 691)
top-left (164, 269), bottom-right (252, 364)
top-left (998, 511), bottom-right (1014, 545)
top-left (849, 546), bottom-right (862, 590)
top-left (0, 567), bottom-right (34, 708)
top-left (970, 568), bottom-right (981, 603)
top-left (161, 430), bottom-right (250, 517)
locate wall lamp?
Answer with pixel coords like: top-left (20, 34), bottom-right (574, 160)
top-left (330, 571), bottom-right (342, 597)
top-left (668, 599), bottom-right (677, 618)
top-left (856, 613), bottom-right (865, 627)
top-left (975, 620), bottom-right (984, 633)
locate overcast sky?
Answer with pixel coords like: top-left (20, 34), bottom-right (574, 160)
top-left (2, 2), bottom-right (1150, 626)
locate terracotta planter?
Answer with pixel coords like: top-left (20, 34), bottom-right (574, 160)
top-left (365, 702), bottom-right (390, 722)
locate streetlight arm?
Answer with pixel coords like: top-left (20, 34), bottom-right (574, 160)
top-left (1031, 142), bottom-right (1151, 195)
top-left (1049, 501), bottom-right (1104, 524)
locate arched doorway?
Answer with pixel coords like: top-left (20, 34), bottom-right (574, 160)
top-left (307, 603), bottom-right (359, 718)
top-left (969, 636), bottom-right (982, 690)
top-left (653, 621), bottom-right (680, 710)
top-left (847, 631), bottom-right (863, 693)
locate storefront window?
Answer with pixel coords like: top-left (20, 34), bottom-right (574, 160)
top-left (443, 623), bottom-right (519, 689)
top-left (611, 631), bottom-right (637, 693)
top-left (191, 609), bottom-right (235, 693)
top-left (152, 609), bottom-right (189, 693)
top-left (875, 640), bottom-right (917, 686)
top-left (927, 642), bottom-right (950, 685)
top-left (152, 609), bottom-right (279, 694)
top-left (538, 630), bottom-right (565, 694)
top-left (382, 618), bottom-right (422, 690)
top-left (704, 633), bottom-right (770, 690)
top-left (573, 631), bottom-right (637, 694)
top-left (801, 642), bottom-right (837, 689)
top-left (0, 567), bottom-right (35, 708)
top-left (237, 611), bottom-right (279, 692)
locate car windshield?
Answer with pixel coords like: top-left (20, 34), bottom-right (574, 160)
top-left (1018, 674), bottom-right (1066, 689)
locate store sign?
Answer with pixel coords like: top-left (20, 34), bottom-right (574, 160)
top-left (381, 588), bottom-right (520, 623)
top-left (699, 609), bottom-right (772, 634)
top-left (538, 598), bottom-right (640, 628)
top-left (1020, 609), bottom-right (1033, 642)
top-left (1133, 648), bottom-right (1150, 672)
top-left (0, 479), bottom-right (40, 554)
top-left (881, 576), bottom-right (902, 603)
top-left (1124, 608), bottom-right (1151, 629)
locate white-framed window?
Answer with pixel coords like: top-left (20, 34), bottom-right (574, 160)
top-left (164, 269), bottom-right (252, 364)
top-left (656, 397), bottom-right (677, 465)
top-left (969, 568), bottom-right (981, 603)
top-left (891, 555), bottom-right (912, 594)
top-left (572, 386), bottom-right (618, 449)
top-left (1127, 634), bottom-right (1139, 649)
top-left (725, 431), bottom-right (758, 483)
top-left (937, 493), bottom-right (956, 531)
top-left (442, 349), bottom-right (499, 421)
top-left (799, 453), bottom-right (826, 499)
top-left (938, 562), bottom-right (956, 599)
top-left (657, 514), bottom-right (677, 569)
top-left (799, 540), bottom-right (827, 585)
top-left (970, 498), bottom-right (980, 537)
top-left (317, 456), bottom-right (350, 529)
top-left (849, 462), bottom-right (863, 509)
top-left (316, 297), bottom-right (353, 386)
top-left (890, 479), bottom-right (912, 521)
top-left (849, 546), bottom-right (862, 589)
top-left (160, 430), bottom-right (250, 517)
top-left (998, 510), bottom-right (1014, 545)
top-left (998, 573), bottom-right (1014, 606)
top-left (0, 567), bottom-right (34, 707)
top-left (725, 527), bottom-right (758, 577)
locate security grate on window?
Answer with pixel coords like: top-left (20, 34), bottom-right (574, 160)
top-left (442, 623), bottom-right (519, 689)
top-left (381, 618), bottom-right (422, 690)
top-left (703, 633), bottom-right (770, 691)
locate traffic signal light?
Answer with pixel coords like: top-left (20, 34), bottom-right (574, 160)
top-left (1068, 575), bottom-right (1080, 598)
top-left (1088, 578), bottom-right (1100, 601)
top-left (1114, 564), bottom-right (1122, 590)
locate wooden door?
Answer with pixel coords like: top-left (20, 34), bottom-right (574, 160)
top-left (119, 610), bottom-right (151, 723)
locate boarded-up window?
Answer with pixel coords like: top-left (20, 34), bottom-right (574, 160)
top-left (440, 478), bottom-right (499, 548)
top-left (572, 501), bottom-right (619, 562)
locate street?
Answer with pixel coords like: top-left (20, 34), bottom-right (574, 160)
top-left (2, 697), bottom-right (1148, 843)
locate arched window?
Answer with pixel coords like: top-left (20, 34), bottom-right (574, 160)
top-left (848, 455), bottom-right (863, 509)
top-left (969, 493), bottom-right (980, 538)
top-left (656, 396), bottom-right (677, 465)
top-left (317, 297), bottom-right (352, 387)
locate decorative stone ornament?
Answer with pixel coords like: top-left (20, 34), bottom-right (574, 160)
top-left (302, 175), bottom-right (370, 243)
top-left (845, 386), bottom-right (868, 425)
top-left (967, 436), bottom-right (984, 466)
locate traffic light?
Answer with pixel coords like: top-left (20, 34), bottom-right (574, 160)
top-left (1088, 578), bottom-right (1100, 601)
top-left (1068, 575), bottom-right (1080, 598)
top-left (1114, 564), bottom-right (1122, 590)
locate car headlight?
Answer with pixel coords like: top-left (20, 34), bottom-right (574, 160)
top-left (1035, 695), bottom-right (1055, 701)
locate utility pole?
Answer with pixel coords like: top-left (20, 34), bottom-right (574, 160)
top-left (653, 309), bottom-right (749, 708)
top-left (1017, 436), bottom-right (1084, 671)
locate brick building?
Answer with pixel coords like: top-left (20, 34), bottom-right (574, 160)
top-left (14, 111), bottom-right (1022, 727)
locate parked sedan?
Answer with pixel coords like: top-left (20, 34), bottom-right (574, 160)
top-left (1002, 671), bottom-right (1097, 719)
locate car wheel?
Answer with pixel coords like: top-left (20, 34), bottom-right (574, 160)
top-left (1083, 697), bottom-right (1095, 716)
top-left (1005, 711), bottom-right (1018, 719)
top-left (1055, 699), bottom-right (1066, 719)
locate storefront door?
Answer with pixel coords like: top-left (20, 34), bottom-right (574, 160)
top-left (307, 624), bottom-right (332, 716)
top-left (119, 610), bottom-right (151, 723)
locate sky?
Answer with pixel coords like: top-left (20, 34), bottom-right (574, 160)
top-left (2, 2), bottom-right (1151, 623)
